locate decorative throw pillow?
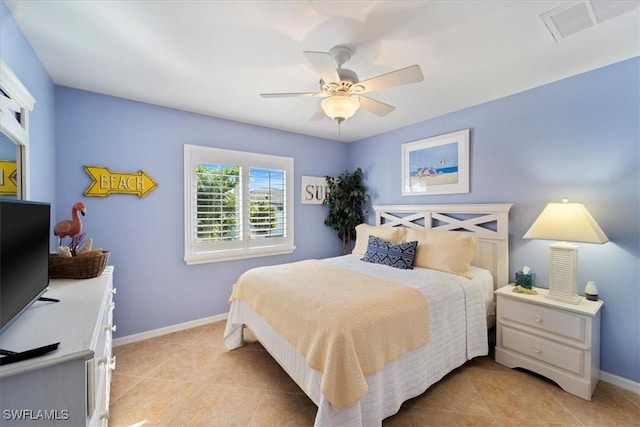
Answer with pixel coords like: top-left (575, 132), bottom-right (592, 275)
top-left (404, 228), bottom-right (477, 278)
top-left (352, 223), bottom-right (406, 256)
top-left (361, 236), bottom-right (418, 269)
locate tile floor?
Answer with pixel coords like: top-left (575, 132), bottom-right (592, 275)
top-left (109, 321), bottom-right (640, 426)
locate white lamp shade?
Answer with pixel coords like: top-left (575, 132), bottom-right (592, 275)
top-left (523, 202), bottom-right (608, 244)
top-left (524, 200), bottom-right (608, 305)
top-left (321, 93), bottom-right (359, 121)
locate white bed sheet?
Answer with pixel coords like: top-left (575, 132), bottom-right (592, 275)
top-left (224, 254), bottom-right (492, 426)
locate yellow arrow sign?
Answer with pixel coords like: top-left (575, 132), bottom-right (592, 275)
top-left (84, 166), bottom-right (158, 198)
top-left (0, 160), bottom-right (18, 195)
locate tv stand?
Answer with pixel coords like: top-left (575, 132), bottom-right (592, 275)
top-left (0, 267), bottom-right (115, 426)
top-left (0, 342), bottom-right (59, 366)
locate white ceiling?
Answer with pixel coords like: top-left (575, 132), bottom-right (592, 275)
top-left (5, 0), bottom-right (639, 142)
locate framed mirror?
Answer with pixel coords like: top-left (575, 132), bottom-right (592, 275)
top-left (0, 59), bottom-right (35, 200)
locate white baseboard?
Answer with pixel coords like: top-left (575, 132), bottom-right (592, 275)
top-left (113, 312), bottom-right (228, 347)
top-left (600, 371), bottom-right (640, 395)
top-left (112, 314), bottom-right (640, 398)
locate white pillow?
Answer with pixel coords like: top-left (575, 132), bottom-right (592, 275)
top-left (352, 224), bottom-right (406, 255)
top-left (404, 228), bottom-right (477, 278)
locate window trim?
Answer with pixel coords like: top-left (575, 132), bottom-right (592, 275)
top-left (184, 144), bottom-right (295, 265)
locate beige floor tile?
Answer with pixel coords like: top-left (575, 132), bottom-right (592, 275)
top-left (107, 320), bottom-right (640, 427)
top-left (167, 383), bottom-right (266, 426)
top-left (493, 417), bottom-right (579, 426)
top-left (267, 365), bottom-right (307, 395)
top-left (146, 324), bottom-right (211, 346)
top-left (110, 374), bottom-right (143, 403)
top-left (466, 369), bottom-right (580, 425)
top-left (248, 391), bottom-right (317, 426)
top-left (547, 381), bottom-right (640, 426)
top-left (411, 407), bottom-right (498, 426)
top-left (148, 345), bottom-right (221, 383)
top-left (108, 378), bottom-right (199, 426)
top-left (382, 405), bottom-right (416, 426)
top-left (206, 346), bottom-right (281, 389)
top-left (617, 385), bottom-right (640, 408)
top-left (197, 321), bottom-right (230, 349)
top-left (113, 339), bottom-right (177, 377)
top-left (406, 368), bottom-right (493, 417)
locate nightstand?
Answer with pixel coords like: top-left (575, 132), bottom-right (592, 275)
top-left (494, 285), bottom-right (603, 400)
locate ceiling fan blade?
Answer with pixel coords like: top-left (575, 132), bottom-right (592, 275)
top-left (358, 65), bottom-right (424, 93)
top-left (303, 51), bottom-right (340, 84)
top-left (260, 92), bottom-right (322, 98)
top-left (358, 96), bottom-right (395, 117)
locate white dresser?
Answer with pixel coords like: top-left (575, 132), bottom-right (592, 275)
top-left (0, 267), bottom-right (115, 426)
top-left (495, 284), bottom-right (603, 400)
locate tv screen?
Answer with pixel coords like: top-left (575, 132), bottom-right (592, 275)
top-left (0, 199), bottom-right (51, 335)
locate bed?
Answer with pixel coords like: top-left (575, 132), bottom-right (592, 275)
top-left (224, 204), bottom-right (512, 426)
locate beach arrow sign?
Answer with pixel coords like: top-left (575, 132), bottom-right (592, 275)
top-left (0, 160), bottom-right (18, 195)
top-left (83, 166), bottom-right (158, 198)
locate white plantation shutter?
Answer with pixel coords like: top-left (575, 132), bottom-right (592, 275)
top-left (184, 145), bottom-right (294, 264)
top-left (195, 163), bottom-right (242, 243)
top-left (248, 167), bottom-right (286, 240)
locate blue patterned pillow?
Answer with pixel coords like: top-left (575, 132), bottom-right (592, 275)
top-left (361, 236), bottom-right (418, 269)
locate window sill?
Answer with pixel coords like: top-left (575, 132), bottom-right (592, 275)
top-left (184, 245), bottom-right (296, 265)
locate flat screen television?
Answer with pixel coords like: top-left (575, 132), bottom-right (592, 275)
top-left (0, 199), bottom-right (51, 335)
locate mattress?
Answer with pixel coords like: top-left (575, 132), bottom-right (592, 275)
top-left (224, 254), bottom-right (493, 426)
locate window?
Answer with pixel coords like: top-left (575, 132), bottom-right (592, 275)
top-left (184, 145), bottom-right (295, 264)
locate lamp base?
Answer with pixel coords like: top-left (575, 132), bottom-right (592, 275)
top-left (546, 242), bottom-right (581, 305)
top-left (546, 291), bottom-right (581, 304)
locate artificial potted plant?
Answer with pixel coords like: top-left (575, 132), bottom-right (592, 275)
top-left (323, 167), bottom-right (369, 254)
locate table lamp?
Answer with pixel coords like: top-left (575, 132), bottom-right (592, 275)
top-left (523, 199), bottom-right (608, 304)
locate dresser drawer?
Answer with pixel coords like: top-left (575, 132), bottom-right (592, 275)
top-left (499, 297), bottom-right (585, 342)
top-left (501, 326), bottom-right (584, 375)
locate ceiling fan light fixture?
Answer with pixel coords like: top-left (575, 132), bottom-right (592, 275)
top-left (321, 94), bottom-right (360, 122)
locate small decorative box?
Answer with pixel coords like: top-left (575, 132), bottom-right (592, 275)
top-left (515, 272), bottom-right (535, 289)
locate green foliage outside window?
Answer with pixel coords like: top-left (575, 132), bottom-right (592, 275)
top-left (196, 164), bottom-right (278, 241)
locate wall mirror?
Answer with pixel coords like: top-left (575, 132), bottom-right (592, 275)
top-left (0, 59), bottom-right (35, 200)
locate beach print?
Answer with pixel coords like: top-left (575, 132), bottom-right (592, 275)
top-left (401, 129), bottom-right (469, 196)
top-left (409, 141), bottom-right (459, 190)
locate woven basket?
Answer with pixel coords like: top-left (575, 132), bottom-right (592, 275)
top-left (49, 250), bottom-right (110, 280)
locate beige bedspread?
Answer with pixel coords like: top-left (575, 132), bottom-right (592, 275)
top-left (229, 259), bottom-right (430, 409)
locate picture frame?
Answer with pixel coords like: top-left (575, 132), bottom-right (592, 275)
top-left (401, 129), bottom-right (470, 196)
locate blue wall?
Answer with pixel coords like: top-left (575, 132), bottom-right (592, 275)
top-left (348, 57), bottom-right (640, 383)
top-left (55, 87), bottom-right (348, 337)
top-left (2, 0), bottom-right (638, 384)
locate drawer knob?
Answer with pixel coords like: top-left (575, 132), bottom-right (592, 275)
top-left (111, 287), bottom-right (117, 295)
top-left (105, 324), bottom-right (117, 333)
top-left (534, 315), bottom-right (542, 322)
top-left (533, 346), bottom-right (541, 354)
top-left (109, 355), bottom-right (117, 371)
top-left (100, 410), bottom-right (109, 420)
top-left (98, 356), bottom-right (107, 366)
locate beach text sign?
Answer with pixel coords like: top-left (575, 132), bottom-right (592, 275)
top-left (0, 160), bottom-right (17, 195)
top-left (84, 166), bottom-right (158, 198)
top-left (301, 176), bottom-right (329, 204)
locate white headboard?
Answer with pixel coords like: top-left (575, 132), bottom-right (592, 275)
top-left (373, 204), bottom-right (512, 290)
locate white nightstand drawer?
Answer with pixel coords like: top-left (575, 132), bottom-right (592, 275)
top-left (500, 297), bottom-right (585, 342)
top-left (501, 326), bottom-right (584, 375)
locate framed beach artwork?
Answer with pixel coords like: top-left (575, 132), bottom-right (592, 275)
top-left (401, 129), bottom-right (470, 196)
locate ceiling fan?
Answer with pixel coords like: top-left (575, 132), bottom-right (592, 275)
top-left (260, 46), bottom-right (424, 124)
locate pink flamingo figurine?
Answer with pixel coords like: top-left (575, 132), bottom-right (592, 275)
top-left (53, 201), bottom-right (86, 246)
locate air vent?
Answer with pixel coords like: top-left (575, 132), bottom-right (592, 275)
top-left (540, 0), bottom-right (639, 41)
